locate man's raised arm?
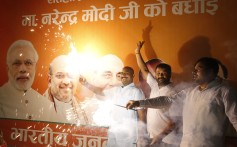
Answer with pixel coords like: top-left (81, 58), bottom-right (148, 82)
top-left (135, 41), bottom-right (149, 79)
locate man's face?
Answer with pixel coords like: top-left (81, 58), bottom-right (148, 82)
top-left (192, 62), bottom-right (212, 84)
top-left (154, 67), bottom-right (171, 86)
top-left (49, 59), bottom-right (79, 103)
top-left (7, 46), bottom-right (36, 91)
top-left (90, 55), bottom-right (124, 90)
top-left (120, 69), bottom-right (133, 86)
top-left (95, 69), bottom-right (122, 89)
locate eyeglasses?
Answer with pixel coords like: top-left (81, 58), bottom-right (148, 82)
top-left (11, 60), bottom-right (35, 69)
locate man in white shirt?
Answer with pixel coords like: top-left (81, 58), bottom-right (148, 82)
top-left (106, 66), bottom-right (147, 147)
top-left (81, 66), bottom-right (147, 147)
top-left (0, 40), bottom-right (52, 121)
top-left (127, 57), bottom-right (237, 147)
top-left (135, 41), bottom-right (177, 146)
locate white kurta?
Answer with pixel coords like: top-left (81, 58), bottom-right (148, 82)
top-left (0, 82), bottom-right (53, 121)
top-left (107, 83), bottom-right (145, 147)
top-left (181, 80), bottom-right (237, 147)
top-left (146, 73), bottom-right (175, 138)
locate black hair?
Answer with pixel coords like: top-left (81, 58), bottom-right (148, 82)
top-left (123, 66), bottom-right (134, 75)
top-left (155, 63), bottom-right (172, 75)
top-left (195, 57), bottom-right (228, 79)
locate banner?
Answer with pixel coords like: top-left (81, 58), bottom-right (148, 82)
top-left (0, 119), bottom-right (108, 147)
top-left (0, 0), bottom-right (237, 90)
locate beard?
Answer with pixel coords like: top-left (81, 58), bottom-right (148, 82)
top-left (51, 87), bottom-right (73, 103)
top-left (8, 72), bottom-right (34, 91)
top-left (157, 78), bottom-right (170, 86)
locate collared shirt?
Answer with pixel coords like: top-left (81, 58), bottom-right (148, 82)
top-left (181, 80), bottom-right (237, 147)
top-left (107, 83), bottom-right (145, 147)
top-left (0, 82), bottom-right (52, 121)
top-left (146, 73), bottom-right (175, 138)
